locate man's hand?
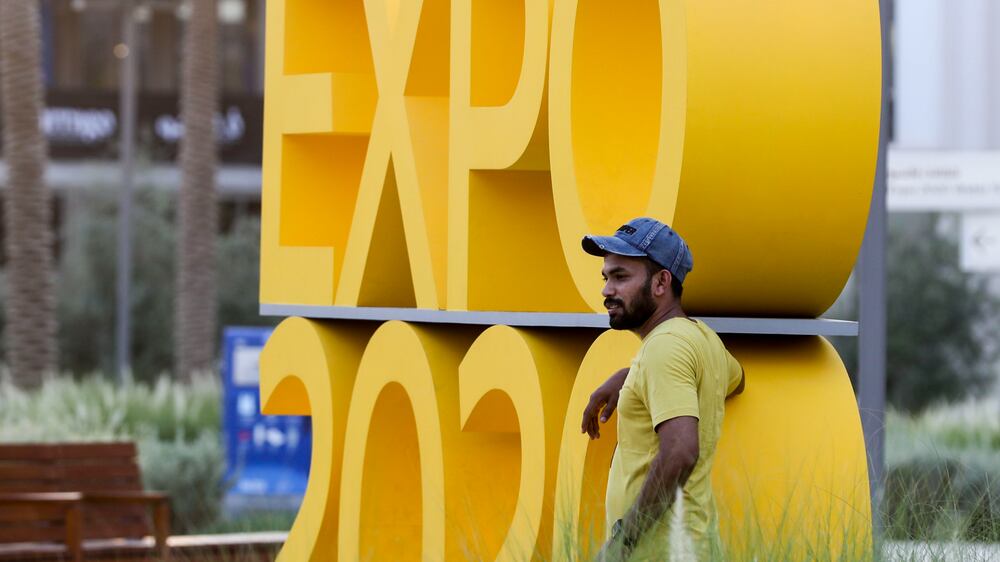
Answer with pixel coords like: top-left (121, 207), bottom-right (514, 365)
top-left (596, 537), bottom-right (630, 562)
top-left (615, 416), bottom-right (699, 551)
top-left (596, 519), bottom-right (634, 561)
top-left (581, 367), bottom-right (629, 439)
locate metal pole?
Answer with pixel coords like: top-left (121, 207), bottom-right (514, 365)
top-left (115, 1), bottom-right (137, 382)
top-left (858, 0), bottom-right (893, 528)
top-left (255, 0), bottom-right (266, 93)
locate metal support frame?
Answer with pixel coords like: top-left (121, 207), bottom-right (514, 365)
top-left (111, 0), bottom-right (181, 381)
top-left (858, 0), bottom-right (893, 526)
top-left (115, 0), bottom-right (138, 381)
top-left (259, 305), bottom-right (859, 336)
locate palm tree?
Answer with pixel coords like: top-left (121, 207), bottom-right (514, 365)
top-left (175, 0), bottom-right (219, 380)
top-left (0, 0), bottom-right (56, 388)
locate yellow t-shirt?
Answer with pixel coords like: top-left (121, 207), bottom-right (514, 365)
top-left (605, 317), bottom-right (744, 559)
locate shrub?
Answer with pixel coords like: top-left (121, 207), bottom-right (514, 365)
top-left (140, 432), bottom-right (225, 533)
top-left (50, 185), bottom-right (272, 381)
top-left (0, 371), bottom-right (219, 441)
top-left (829, 213), bottom-right (1000, 413)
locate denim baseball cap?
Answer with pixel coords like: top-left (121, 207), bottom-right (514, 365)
top-left (581, 217), bottom-right (694, 284)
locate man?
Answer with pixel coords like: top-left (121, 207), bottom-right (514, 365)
top-left (579, 217), bottom-right (744, 561)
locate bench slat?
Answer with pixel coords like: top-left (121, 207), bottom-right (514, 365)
top-left (0, 482), bottom-right (55, 492)
top-left (0, 465), bottom-right (57, 480)
top-left (0, 464), bottom-right (140, 481)
top-left (0, 443), bottom-right (135, 461)
top-left (0, 503), bottom-right (71, 523)
top-left (0, 481), bottom-right (143, 495)
top-left (84, 506), bottom-right (147, 520)
top-left (0, 522), bottom-right (72, 544)
top-left (84, 523), bottom-right (152, 541)
top-left (61, 480), bottom-right (144, 494)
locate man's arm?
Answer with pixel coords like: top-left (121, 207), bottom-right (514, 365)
top-left (616, 416), bottom-right (699, 549)
top-left (581, 367), bottom-right (630, 439)
top-left (730, 368), bottom-right (745, 397)
top-left (726, 353), bottom-right (745, 398)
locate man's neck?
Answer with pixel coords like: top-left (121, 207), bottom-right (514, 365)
top-left (634, 301), bottom-right (687, 340)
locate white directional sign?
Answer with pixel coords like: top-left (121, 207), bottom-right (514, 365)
top-left (889, 150), bottom-right (1000, 211)
top-left (960, 213), bottom-right (1000, 272)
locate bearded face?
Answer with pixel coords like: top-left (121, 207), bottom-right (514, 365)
top-left (605, 270), bottom-right (657, 330)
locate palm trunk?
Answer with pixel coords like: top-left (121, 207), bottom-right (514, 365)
top-left (175, 0), bottom-right (219, 380)
top-left (0, 0), bottom-right (56, 388)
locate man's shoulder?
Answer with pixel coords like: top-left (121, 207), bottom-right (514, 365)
top-left (639, 318), bottom-right (734, 365)
top-left (643, 318), bottom-right (705, 349)
top-left (637, 321), bottom-right (699, 365)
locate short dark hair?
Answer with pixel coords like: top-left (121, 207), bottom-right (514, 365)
top-left (644, 259), bottom-right (683, 299)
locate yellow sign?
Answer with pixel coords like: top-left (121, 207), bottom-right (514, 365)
top-left (258, 0), bottom-right (881, 559)
top-left (260, 0), bottom-right (881, 317)
top-left (262, 320), bottom-right (870, 560)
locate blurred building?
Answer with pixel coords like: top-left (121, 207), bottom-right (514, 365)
top-left (0, 0), bottom-right (264, 206)
top-left (43, 0), bottom-right (265, 96)
top-left (895, 0), bottom-right (1000, 149)
top-left (890, 0), bottom-right (1000, 278)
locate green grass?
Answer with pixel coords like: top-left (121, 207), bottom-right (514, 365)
top-left (881, 394), bottom-right (1000, 546)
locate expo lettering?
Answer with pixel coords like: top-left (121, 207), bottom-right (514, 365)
top-left (259, 0), bottom-right (881, 317)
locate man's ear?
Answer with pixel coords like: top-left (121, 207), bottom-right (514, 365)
top-left (654, 270), bottom-right (671, 297)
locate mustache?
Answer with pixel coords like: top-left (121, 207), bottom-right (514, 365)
top-left (604, 298), bottom-right (624, 310)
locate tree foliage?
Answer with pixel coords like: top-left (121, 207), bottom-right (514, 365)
top-left (833, 213), bottom-right (1000, 413)
top-left (51, 186), bottom-right (269, 380)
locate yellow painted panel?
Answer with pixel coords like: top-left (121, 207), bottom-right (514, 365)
top-left (404, 0), bottom-right (450, 98)
top-left (354, 163), bottom-right (418, 308)
top-left (263, 0), bottom-right (878, 315)
top-left (467, 171), bottom-right (589, 313)
top-left (470, 0), bottom-right (525, 107)
top-left (263, 324), bottom-right (870, 560)
top-left (405, 96), bottom-right (450, 304)
top-left (672, 1), bottom-right (881, 316)
top-left (337, 321), bottom-right (473, 561)
top-left (565, 0), bottom-right (665, 227)
top-left (447, 0), bottom-right (552, 310)
top-left (257, 317), bottom-right (376, 562)
top-left (260, 0), bottom-right (383, 306)
top-left (549, 0), bottom-right (880, 315)
top-left (714, 336), bottom-right (872, 559)
top-left (552, 329), bottom-right (641, 562)
top-left (458, 326), bottom-right (593, 559)
top-left (260, 1), bottom-right (334, 306)
top-left (278, 135), bottom-right (366, 297)
top-left (284, 0), bottom-right (374, 76)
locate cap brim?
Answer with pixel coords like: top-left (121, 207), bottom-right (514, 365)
top-left (581, 235), bottom-right (647, 258)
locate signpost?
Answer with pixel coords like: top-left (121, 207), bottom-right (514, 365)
top-left (888, 150), bottom-right (1000, 272)
top-left (960, 213), bottom-right (1000, 272)
top-left (888, 150), bottom-right (1000, 211)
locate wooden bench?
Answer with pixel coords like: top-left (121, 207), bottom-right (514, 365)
top-left (0, 443), bottom-right (170, 561)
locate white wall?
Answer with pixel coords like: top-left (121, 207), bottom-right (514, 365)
top-left (894, 0), bottom-right (1000, 149)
